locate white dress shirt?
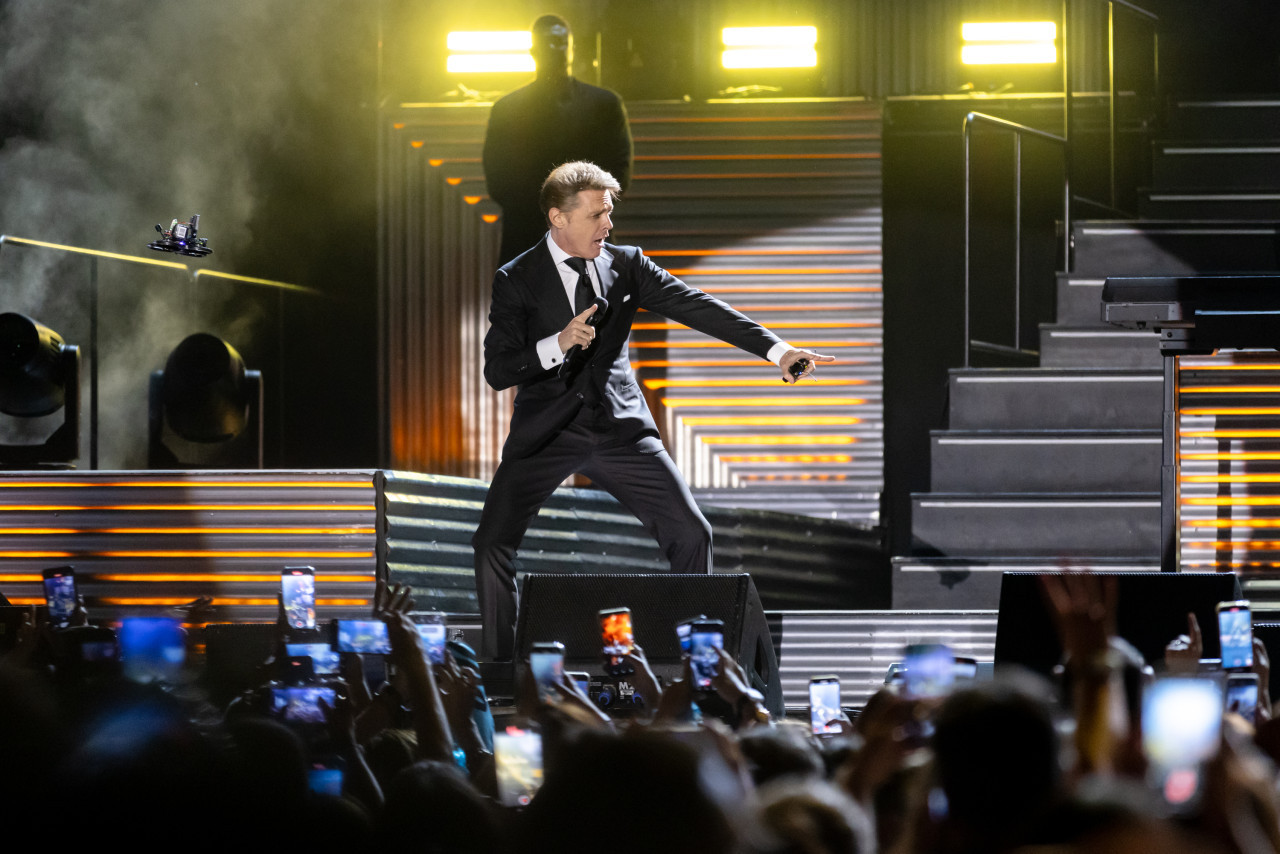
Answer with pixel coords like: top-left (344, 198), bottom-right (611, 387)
top-left (535, 232), bottom-right (793, 370)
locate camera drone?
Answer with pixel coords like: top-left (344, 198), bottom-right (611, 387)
top-left (149, 214), bottom-right (212, 257)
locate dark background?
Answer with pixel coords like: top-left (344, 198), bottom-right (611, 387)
top-left (1, 0), bottom-right (1276, 549)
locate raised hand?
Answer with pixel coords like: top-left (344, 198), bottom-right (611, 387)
top-left (557, 303), bottom-right (599, 354)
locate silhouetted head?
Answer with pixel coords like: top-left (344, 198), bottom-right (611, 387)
top-left (531, 15), bottom-right (572, 80)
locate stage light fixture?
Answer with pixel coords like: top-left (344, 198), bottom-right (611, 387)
top-left (721, 26), bottom-right (818, 69)
top-left (0, 312), bottom-right (80, 468)
top-left (445, 30), bottom-right (535, 74)
top-left (961, 21), bottom-right (1057, 65)
top-left (149, 333), bottom-right (262, 469)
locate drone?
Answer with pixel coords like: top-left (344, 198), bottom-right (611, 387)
top-left (149, 214), bottom-right (212, 257)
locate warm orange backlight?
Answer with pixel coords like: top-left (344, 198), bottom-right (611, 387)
top-left (699, 435), bottom-right (855, 445)
top-left (1181, 386), bottom-right (1280, 393)
top-left (718, 454), bottom-right (853, 463)
top-left (680, 415), bottom-right (860, 426)
top-left (96, 574), bottom-right (375, 583)
top-left (95, 550), bottom-right (374, 558)
top-left (644, 378), bottom-right (860, 389)
top-left (662, 397), bottom-right (865, 408)
top-left (0, 480), bottom-right (370, 489)
top-left (663, 266), bottom-right (881, 277)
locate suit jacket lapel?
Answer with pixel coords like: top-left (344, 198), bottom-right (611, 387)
top-left (601, 244), bottom-right (625, 299)
top-left (531, 240), bottom-right (575, 324)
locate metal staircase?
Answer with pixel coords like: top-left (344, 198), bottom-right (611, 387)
top-left (895, 98), bottom-right (1280, 612)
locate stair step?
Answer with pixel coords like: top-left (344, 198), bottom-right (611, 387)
top-left (892, 556), bottom-right (1160, 609)
top-left (929, 430), bottom-right (1161, 493)
top-left (1152, 141), bottom-right (1280, 190)
top-left (1072, 220), bottom-right (1280, 275)
top-left (1139, 190), bottom-right (1280, 221)
top-left (1055, 273), bottom-right (1107, 324)
top-left (910, 493), bottom-right (1161, 557)
top-left (948, 368), bottom-right (1162, 430)
top-left (1166, 100), bottom-right (1280, 142)
top-left (1038, 325), bottom-right (1162, 368)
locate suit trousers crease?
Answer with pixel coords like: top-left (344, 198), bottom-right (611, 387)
top-left (472, 408), bottom-right (713, 659)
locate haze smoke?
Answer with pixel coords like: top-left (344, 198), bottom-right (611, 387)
top-left (0, 0), bottom-right (370, 466)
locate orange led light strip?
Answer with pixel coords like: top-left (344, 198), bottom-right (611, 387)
top-left (630, 340), bottom-right (860, 350)
top-left (96, 574), bottom-right (375, 583)
top-left (0, 504), bottom-right (372, 512)
top-left (636, 153), bottom-right (878, 161)
top-left (1183, 475), bottom-right (1280, 484)
top-left (94, 550), bottom-right (374, 558)
top-left (662, 397), bottom-right (865, 408)
top-left (1180, 363), bottom-right (1280, 370)
top-left (646, 248), bottom-right (877, 257)
top-left (1181, 408), bottom-right (1280, 415)
top-left (1181, 386), bottom-right (1280, 393)
top-left (1182, 497), bottom-right (1280, 506)
top-left (663, 267), bottom-right (881, 277)
top-left (718, 454), bottom-right (853, 463)
top-left (1181, 453), bottom-right (1280, 461)
top-left (741, 473), bottom-right (849, 481)
top-left (632, 321), bottom-right (876, 331)
top-left (698, 435), bottom-right (855, 445)
top-left (1181, 430), bottom-right (1280, 438)
top-left (0, 480), bottom-right (371, 489)
top-left (0, 526), bottom-right (374, 535)
top-left (644, 378), bottom-right (861, 389)
top-left (680, 415), bottom-right (860, 426)
top-left (700, 286), bottom-right (880, 294)
top-left (100, 598), bottom-right (371, 607)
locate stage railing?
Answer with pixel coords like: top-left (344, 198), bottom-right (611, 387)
top-left (961, 0), bottom-right (1158, 366)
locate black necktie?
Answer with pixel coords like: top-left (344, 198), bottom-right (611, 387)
top-left (564, 256), bottom-right (594, 315)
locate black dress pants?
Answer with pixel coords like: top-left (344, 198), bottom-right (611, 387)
top-left (471, 407), bottom-right (713, 660)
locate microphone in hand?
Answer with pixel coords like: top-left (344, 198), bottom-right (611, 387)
top-left (559, 296), bottom-right (609, 379)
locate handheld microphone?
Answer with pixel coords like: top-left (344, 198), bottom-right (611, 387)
top-left (558, 296), bottom-right (609, 379)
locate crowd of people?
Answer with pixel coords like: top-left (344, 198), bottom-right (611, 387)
top-left (4, 574), bottom-right (1280, 853)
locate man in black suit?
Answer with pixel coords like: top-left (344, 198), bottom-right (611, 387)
top-left (473, 161), bottom-right (832, 661)
top-left (482, 15), bottom-right (632, 266)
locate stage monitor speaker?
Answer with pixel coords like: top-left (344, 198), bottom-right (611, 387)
top-left (515, 573), bottom-right (781, 716)
top-left (995, 571), bottom-right (1242, 677)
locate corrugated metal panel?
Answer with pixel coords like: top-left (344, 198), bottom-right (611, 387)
top-left (1179, 351), bottom-right (1280, 614)
top-left (0, 469), bottom-right (379, 623)
top-left (378, 99), bottom-right (883, 526)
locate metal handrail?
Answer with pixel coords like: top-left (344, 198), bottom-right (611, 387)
top-left (1063, 0), bottom-right (1160, 212)
top-left (962, 0), bottom-right (1158, 366)
top-left (963, 113), bottom-right (1068, 368)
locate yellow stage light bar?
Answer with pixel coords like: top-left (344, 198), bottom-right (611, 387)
top-left (446, 54), bottom-right (535, 74)
top-left (446, 30), bottom-right (535, 74)
top-left (962, 22), bottom-right (1057, 42)
top-left (961, 21), bottom-right (1057, 65)
top-left (721, 26), bottom-right (818, 69)
top-left (446, 31), bottom-right (531, 52)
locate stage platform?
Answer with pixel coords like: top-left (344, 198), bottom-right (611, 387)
top-left (0, 468), bottom-right (925, 708)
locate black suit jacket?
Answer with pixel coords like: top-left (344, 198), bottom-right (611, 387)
top-left (484, 240), bottom-right (784, 460)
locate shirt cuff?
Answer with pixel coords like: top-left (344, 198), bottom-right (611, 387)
top-left (537, 334), bottom-right (565, 369)
top-left (766, 342), bottom-right (794, 366)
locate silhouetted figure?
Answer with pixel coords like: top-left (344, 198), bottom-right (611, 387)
top-left (482, 14), bottom-right (633, 265)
